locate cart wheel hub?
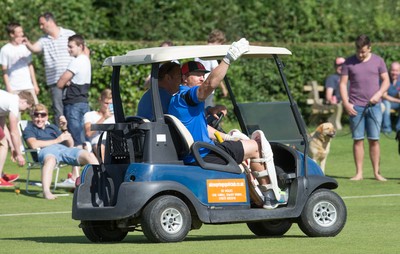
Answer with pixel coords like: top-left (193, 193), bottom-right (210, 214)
top-left (161, 208), bottom-right (183, 233)
top-left (313, 201), bottom-right (337, 227)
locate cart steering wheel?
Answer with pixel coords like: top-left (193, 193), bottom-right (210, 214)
top-left (207, 112), bottom-right (225, 133)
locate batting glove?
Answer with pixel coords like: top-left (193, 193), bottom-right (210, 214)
top-left (223, 38), bottom-right (249, 65)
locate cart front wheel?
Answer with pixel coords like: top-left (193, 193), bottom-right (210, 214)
top-left (298, 189), bottom-right (347, 237)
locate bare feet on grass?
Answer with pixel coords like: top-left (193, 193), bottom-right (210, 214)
top-left (350, 175), bottom-right (363, 181)
top-left (43, 192), bottom-right (58, 200)
top-left (350, 174), bottom-right (387, 181)
top-left (375, 174), bottom-right (387, 181)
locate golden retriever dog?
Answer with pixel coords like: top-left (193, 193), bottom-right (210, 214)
top-left (308, 122), bottom-right (336, 173)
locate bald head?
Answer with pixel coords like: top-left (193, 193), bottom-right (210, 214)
top-left (390, 62), bottom-right (400, 82)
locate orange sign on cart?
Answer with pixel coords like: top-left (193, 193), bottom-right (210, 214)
top-left (207, 179), bottom-right (247, 203)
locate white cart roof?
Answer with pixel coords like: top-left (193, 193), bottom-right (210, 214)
top-left (103, 45), bottom-right (291, 66)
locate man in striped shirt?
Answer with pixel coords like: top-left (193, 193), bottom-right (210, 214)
top-left (23, 12), bottom-right (75, 127)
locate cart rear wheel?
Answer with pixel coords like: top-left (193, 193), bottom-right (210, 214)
top-left (81, 221), bottom-right (128, 242)
top-left (247, 219), bottom-right (292, 236)
top-left (141, 195), bottom-right (191, 243)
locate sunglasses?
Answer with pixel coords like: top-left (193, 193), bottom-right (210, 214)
top-left (33, 112), bottom-right (48, 118)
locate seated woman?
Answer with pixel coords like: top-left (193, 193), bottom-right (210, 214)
top-left (23, 104), bottom-right (98, 200)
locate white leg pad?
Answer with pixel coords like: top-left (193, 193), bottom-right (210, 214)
top-left (258, 184), bottom-right (268, 192)
top-left (251, 130), bottom-right (281, 200)
top-left (252, 169), bottom-right (269, 178)
top-left (241, 162), bottom-right (264, 206)
top-left (228, 129), bottom-right (250, 141)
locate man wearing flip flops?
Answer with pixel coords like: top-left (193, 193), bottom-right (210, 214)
top-left (168, 38), bottom-right (287, 209)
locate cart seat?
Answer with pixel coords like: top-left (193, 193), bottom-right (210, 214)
top-left (165, 114), bottom-right (242, 174)
top-left (164, 114), bottom-right (194, 159)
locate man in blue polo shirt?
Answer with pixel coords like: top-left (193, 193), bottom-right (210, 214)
top-left (138, 62), bottom-right (181, 120)
top-left (168, 39), bottom-right (287, 209)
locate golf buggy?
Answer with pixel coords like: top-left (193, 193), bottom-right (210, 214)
top-left (72, 44), bottom-right (347, 243)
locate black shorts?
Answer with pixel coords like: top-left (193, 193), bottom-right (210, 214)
top-left (203, 141), bottom-right (244, 165)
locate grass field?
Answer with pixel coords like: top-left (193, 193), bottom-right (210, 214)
top-left (1, 125), bottom-right (399, 254)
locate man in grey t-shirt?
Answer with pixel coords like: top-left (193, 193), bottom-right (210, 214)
top-left (339, 34), bottom-right (389, 181)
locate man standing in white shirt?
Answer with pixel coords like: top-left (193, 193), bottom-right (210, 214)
top-left (1, 22), bottom-right (39, 104)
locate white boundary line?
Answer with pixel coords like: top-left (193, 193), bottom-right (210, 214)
top-left (0, 193), bottom-right (399, 217)
top-left (342, 193), bottom-right (400, 199)
top-left (0, 211), bottom-right (71, 217)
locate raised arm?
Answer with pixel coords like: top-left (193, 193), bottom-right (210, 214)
top-left (197, 38), bottom-right (249, 101)
top-left (23, 37), bottom-right (42, 54)
top-left (197, 62), bottom-right (230, 101)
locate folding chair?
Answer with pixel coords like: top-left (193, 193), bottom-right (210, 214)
top-left (18, 120), bottom-right (66, 194)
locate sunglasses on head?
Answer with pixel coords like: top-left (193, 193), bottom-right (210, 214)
top-left (33, 112), bottom-right (48, 117)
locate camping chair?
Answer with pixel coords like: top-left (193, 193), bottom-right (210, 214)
top-left (18, 120), bottom-right (66, 194)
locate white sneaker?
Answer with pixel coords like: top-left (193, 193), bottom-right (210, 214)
top-left (57, 178), bottom-right (75, 188)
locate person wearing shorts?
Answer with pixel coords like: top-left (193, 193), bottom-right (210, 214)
top-left (23, 103), bottom-right (98, 200)
top-left (340, 34), bottom-right (389, 181)
top-left (350, 104), bottom-right (383, 140)
top-left (203, 141), bottom-right (244, 165)
top-left (169, 39), bottom-right (287, 209)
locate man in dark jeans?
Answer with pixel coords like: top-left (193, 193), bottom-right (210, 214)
top-left (57, 34), bottom-right (91, 147)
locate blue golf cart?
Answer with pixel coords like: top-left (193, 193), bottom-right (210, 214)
top-left (72, 45), bottom-right (347, 243)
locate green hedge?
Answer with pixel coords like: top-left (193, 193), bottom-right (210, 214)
top-left (2, 0), bottom-right (400, 43)
top-left (3, 40), bottom-right (400, 124)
